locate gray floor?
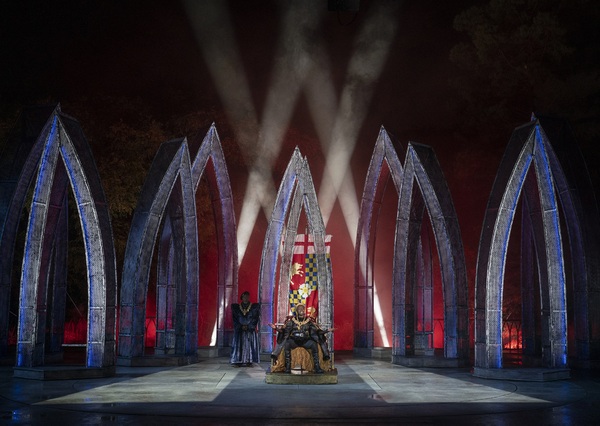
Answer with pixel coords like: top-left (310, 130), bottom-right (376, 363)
top-left (1, 353), bottom-right (600, 425)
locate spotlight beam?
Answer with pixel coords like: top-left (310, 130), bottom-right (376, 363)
top-left (184, 0), bottom-right (264, 263)
top-left (186, 1), bottom-right (326, 262)
top-left (317, 2), bottom-right (399, 228)
top-left (304, 3), bottom-right (399, 348)
top-left (235, 2), bottom-right (326, 262)
top-left (184, 0), bottom-right (397, 268)
top-left (182, 0), bottom-right (259, 163)
top-left (184, 0), bottom-right (398, 347)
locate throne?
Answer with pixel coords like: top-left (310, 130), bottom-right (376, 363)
top-left (270, 320), bottom-right (333, 374)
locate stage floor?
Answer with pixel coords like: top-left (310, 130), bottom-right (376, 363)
top-left (1, 353), bottom-right (599, 425)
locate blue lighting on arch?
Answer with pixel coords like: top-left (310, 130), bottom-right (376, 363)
top-left (498, 151), bottom-right (533, 310)
top-left (23, 116), bottom-right (58, 270)
top-left (490, 138), bottom-right (533, 369)
top-left (60, 144), bottom-right (100, 366)
top-left (60, 146), bottom-right (93, 293)
top-left (18, 116), bottom-right (58, 366)
top-left (535, 125), bottom-right (567, 365)
top-left (490, 126), bottom-right (567, 368)
top-left (535, 126), bottom-right (565, 286)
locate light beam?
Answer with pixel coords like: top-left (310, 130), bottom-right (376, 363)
top-left (318, 1), bottom-right (398, 228)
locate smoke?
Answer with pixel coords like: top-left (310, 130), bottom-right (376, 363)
top-left (318, 1), bottom-right (399, 229)
top-left (182, 0), bottom-right (259, 159)
top-left (184, 0), bottom-right (398, 265)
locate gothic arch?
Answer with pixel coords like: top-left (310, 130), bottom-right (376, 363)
top-left (118, 138), bottom-right (198, 359)
top-left (1, 105), bottom-right (60, 357)
top-left (475, 121), bottom-right (567, 369)
top-left (10, 106), bottom-right (117, 368)
top-left (475, 117), bottom-right (600, 370)
top-left (258, 147), bottom-right (333, 354)
top-left (393, 143), bottom-right (469, 362)
top-left (354, 127), bottom-right (404, 352)
top-left (536, 117), bottom-right (600, 366)
top-left (190, 124), bottom-right (238, 351)
top-left (154, 124), bottom-right (238, 355)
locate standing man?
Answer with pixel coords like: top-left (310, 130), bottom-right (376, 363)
top-left (230, 291), bottom-right (260, 367)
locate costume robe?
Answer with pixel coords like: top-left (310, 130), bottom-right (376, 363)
top-left (230, 302), bottom-right (260, 364)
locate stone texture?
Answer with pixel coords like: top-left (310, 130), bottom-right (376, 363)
top-left (258, 148), bottom-right (334, 355)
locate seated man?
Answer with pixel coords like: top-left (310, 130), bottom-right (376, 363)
top-left (269, 304), bottom-right (331, 374)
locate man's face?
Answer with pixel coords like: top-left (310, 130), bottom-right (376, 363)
top-left (241, 294), bottom-right (249, 304)
top-left (296, 305), bottom-right (305, 317)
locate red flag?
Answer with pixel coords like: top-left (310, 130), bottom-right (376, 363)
top-left (288, 233), bottom-right (331, 318)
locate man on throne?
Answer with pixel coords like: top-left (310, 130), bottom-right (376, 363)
top-left (268, 232), bottom-right (333, 374)
top-left (269, 304), bottom-right (332, 374)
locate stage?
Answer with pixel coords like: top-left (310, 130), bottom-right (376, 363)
top-left (1, 353), bottom-right (599, 425)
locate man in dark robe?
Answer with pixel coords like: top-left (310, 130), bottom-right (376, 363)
top-left (230, 291), bottom-right (260, 367)
top-left (269, 304), bottom-right (331, 374)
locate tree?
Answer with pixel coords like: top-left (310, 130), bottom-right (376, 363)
top-left (450, 0), bottom-right (600, 136)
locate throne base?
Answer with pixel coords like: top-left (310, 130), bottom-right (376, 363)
top-left (266, 367), bottom-right (337, 384)
top-left (266, 346), bottom-right (337, 384)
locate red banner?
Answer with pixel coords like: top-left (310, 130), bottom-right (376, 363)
top-left (288, 233), bottom-right (331, 318)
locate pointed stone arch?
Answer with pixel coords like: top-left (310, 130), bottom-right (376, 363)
top-left (20, 158), bottom-right (70, 366)
top-left (154, 124), bottom-right (238, 356)
top-left (538, 118), bottom-right (600, 367)
top-left (118, 138), bottom-right (198, 361)
top-left (475, 117), bottom-right (600, 372)
top-left (6, 106), bottom-right (117, 368)
top-left (354, 127), bottom-right (404, 354)
top-left (258, 148), bottom-right (333, 354)
top-left (393, 143), bottom-right (469, 364)
top-left (190, 124), bottom-right (238, 352)
top-left (1, 105), bottom-right (60, 358)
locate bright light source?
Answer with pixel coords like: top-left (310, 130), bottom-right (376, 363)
top-left (373, 281), bottom-right (390, 347)
top-left (210, 320), bottom-right (217, 346)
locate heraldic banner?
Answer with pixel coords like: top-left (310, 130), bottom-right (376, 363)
top-left (288, 233), bottom-right (332, 319)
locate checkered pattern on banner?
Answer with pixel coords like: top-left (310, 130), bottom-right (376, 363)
top-left (288, 290), bottom-right (303, 306)
top-left (288, 234), bottom-right (331, 316)
top-left (304, 254), bottom-right (319, 281)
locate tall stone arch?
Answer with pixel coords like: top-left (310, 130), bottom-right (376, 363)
top-left (6, 105), bottom-right (117, 368)
top-left (190, 124), bottom-right (238, 353)
top-left (154, 125), bottom-right (238, 356)
top-left (118, 138), bottom-right (198, 362)
top-left (354, 127), bottom-right (404, 355)
top-left (1, 105), bottom-right (60, 358)
top-left (258, 148), bottom-right (333, 355)
top-left (393, 143), bottom-right (469, 364)
top-left (475, 117), bottom-right (600, 372)
top-left (535, 117), bottom-right (600, 367)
